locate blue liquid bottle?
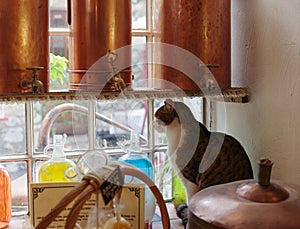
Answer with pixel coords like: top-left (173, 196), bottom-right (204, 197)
top-left (118, 131), bottom-right (155, 228)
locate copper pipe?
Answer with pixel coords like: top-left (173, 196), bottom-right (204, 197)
top-left (0, 0), bottom-right (49, 93)
top-left (37, 103), bottom-right (147, 151)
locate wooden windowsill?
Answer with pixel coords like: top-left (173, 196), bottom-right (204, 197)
top-left (0, 87), bottom-right (248, 103)
top-left (9, 202), bottom-right (184, 229)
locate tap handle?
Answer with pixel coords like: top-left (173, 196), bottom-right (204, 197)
top-left (26, 66), bottom-right (44, 78)
top-left (257, 158), bottom-right (273, 186)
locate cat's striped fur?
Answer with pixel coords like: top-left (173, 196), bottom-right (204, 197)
top-left (155, 99), bottom-right (253, 202)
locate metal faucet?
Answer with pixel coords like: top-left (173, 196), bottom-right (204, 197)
top-left (27, 66), bottom-right (45, 93)
top-left (37, 103), bottom-right (147, 151)
top-left (19, 66), bottom-right (45, 93)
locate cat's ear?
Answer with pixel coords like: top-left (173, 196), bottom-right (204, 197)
top-left (164, 99), bottom-right (174, 111)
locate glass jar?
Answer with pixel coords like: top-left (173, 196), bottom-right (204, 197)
top-left (0, 166), bottom-right (12, 228)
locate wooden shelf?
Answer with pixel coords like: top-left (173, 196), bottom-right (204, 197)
top-left (0, 87), bottom-right (248, 103)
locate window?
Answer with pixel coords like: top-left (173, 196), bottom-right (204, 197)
top-left (0, 0), bottom-right (205, 217)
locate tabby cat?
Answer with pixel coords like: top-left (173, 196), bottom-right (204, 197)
top-left (155, 99), bottom-right (253, 225)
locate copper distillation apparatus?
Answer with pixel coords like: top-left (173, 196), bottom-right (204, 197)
top-left (0, 0), bottom-right (49, 94)
top-left (188, 158), bottom-right (300, 229)
top-left (67, 0), bottom-right (132, 92)
top-left (155, 0), bottom-right (231, 90)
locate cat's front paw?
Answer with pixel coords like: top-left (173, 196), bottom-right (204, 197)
top-left (176, 204), bottom-right (188, 226)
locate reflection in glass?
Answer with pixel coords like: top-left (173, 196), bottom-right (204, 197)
top-left (49, 0), bottom-right (68, 29)
top-left (96, 100), bottom-right (148, 148)
top-left (34, 101), bottom-right (89, 153)
top-left (132, 37), bottom-right (147, 88)
top-left (132, 0), bottom-right (147, 29)
top-left (0, 104), bottom-right (25, 155)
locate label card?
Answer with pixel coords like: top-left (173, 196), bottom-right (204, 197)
top-left (30, 182), bottom-right (145, 229)
top-left (100, 166), bottom-right (124, 205)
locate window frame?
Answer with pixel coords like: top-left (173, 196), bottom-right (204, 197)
top-left (0, 0), bottom-right (171, 216)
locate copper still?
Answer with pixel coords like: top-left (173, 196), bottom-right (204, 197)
top-left (0, 0), bottom-right (49, 94)
top-left (155, 0), bottom-right (231, 90)
top-left (68, 0), bottom-right (132, 91)
top-left (188, 159), bottom-right (300, 229)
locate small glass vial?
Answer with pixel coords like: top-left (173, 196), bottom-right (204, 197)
top-left (0, 166), bottom-right (12, 228)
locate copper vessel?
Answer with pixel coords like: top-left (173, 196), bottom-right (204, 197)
top-left (68, 0), bottom-right (132, 91)
top-left (0, 0), bottom-right (49, 94)
top-left (188, 159), bottom-right (300, 229)
top-left (155, 0), bottom-right (231, 90)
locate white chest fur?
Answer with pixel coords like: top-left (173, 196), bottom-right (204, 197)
top-left (166, 117), bottom-right (181, 158)
top-left (165, 117), bottom-right (199, 201)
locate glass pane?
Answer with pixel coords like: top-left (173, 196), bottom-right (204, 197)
top-left (154, 100), bottom-right (167, 146)
top-left (34, 101), bottom-right (89, 153)
top-left (96, 100), bottom-right (147, 148)
top-left (185, 97), bottom-right (204, 121)
top-left (152, 0), bottom-right (162, 31)
top-left (154, 151), bottom-right (172, 200)
top-left (0, 104), bottom-right (26, 155)
top-left (132, 0), bottom-right (147, 29)
top-left (50, 36), bottom-right (69, 58)
top-left (132, 37), bottom-right (147, 88)
top-left (49, 45), bottom-right (70, 91)
top-left (49, 0), bottom-right (68, 29)
top-left (1, 162), bottom-right (28, 214)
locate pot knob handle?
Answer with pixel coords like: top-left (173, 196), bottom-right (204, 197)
top-left (236, 158), bottom-right (290, 203)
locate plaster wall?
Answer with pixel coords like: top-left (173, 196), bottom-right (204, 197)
top-left (215, 0), bottom-right (300, 184)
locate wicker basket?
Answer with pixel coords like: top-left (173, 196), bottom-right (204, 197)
top-left (35, 166), bottom-right (170, 229)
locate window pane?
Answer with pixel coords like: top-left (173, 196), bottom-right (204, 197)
top-left (152, 0), bottom-right (162, 31)
top-left (154, 151), bottom-right (172, 200)
top-left (49, 47), bottom-right (69, 91)
top-left (154, 100), bottom-right (167, 146)
top-left (49, 0), bottom-right (68, 29)
top-left (132, 0), bottom-right (147, 29)
top-left (96, 100), bottom-right (147, 148)
top-left (1, 162), bottom-right (28, 214)
top-left (34, 101), bottom-right (89, 153)
top-left (132, 37), bottom-right (147, 88)
top-left (50, 36), bottom-right (69, 58)
top-left (0, 104), bottom-right (26, 155)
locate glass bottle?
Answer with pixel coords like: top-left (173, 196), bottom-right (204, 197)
top-left (172, 171), bottom-right (187, 207)
top-left (0, 165), bottom-right (11, 228)
top-left (118, 131), bottom-right (155, 228)
top-left (38, 135), bottom-right (76, 182)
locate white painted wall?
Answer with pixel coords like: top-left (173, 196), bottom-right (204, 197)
top-left (215, 0), bottom-right (300, 184)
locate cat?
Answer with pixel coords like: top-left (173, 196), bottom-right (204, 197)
top-left (155, 99), bottom-right (253, 226)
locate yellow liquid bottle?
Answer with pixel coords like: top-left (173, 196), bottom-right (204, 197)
top-left (172, 170), bottom-right (187, 207)
top-left (38, 135), bottom-right (76, 182)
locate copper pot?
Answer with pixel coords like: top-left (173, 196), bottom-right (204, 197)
top-left (189, 159), bottom-right (300, 229)
top-left (68, 0), bottom-right (132, 91)
top-left (0, 0), bottom-right (49, 94)
top-left (155, 0), bottom-right (231, 90)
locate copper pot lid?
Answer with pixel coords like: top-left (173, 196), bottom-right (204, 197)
top-left (189, 158), bottom-right (300, 229)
